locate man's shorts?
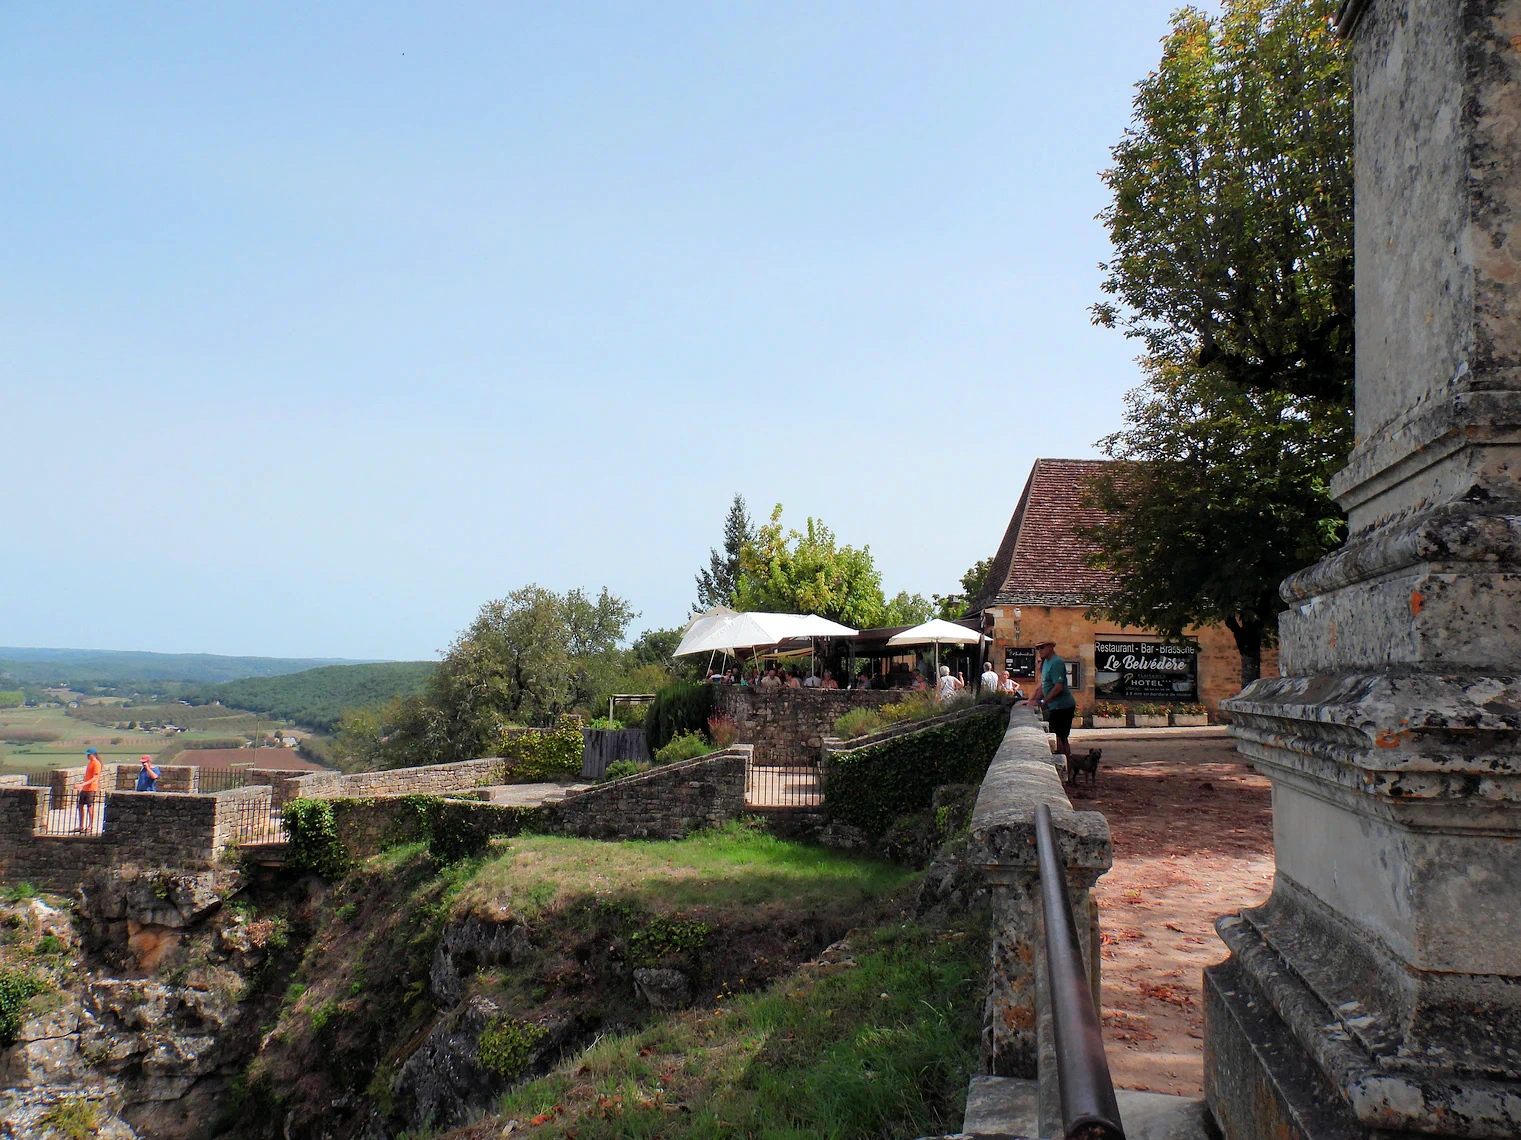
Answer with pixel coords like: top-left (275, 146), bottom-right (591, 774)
top-left (1046, 707), bottom-right (1075, 742)
top-left (76, 789), bottom-right (94, 807)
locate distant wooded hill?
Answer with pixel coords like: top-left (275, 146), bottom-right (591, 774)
top-left (0, 647), bottom-right (374, 687)
top-left (188, 662), bottom-right (437, 732)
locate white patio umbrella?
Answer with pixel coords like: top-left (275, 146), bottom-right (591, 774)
top-left (886, 618), bottom-right (984, 675)
top-left (674, 611), bottom-right (857, 656)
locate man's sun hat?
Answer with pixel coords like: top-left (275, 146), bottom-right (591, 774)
top-left (1036, 639), bottom-right (1057, 649)
top-left (86, 747), bottom-right (98, 755)
top-left (140, 755), bottom-right (153, 763)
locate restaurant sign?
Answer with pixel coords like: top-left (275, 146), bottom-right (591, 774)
top-left (1093, 640), bottom-right (1198, 701)
top-left (1004, 647), bottom-right (1037, 678)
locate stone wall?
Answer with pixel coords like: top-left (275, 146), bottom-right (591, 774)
top-left (966, 707), bottom-right (1113, 1135)
top-left (550, 747), bottom-right (748, 840)
top-left (714, 687), bottom-right (908, 766)
top-left (255, 757), bottom-right (505, 803)
top-left (0, 786), bottom-right (275, 892)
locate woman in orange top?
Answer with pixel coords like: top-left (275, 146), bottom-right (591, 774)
top-left (77, 747), bottom-right (103, 833)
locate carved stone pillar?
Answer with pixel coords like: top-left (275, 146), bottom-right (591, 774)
top-left (1206, 2), bottom-right (1521, 1137)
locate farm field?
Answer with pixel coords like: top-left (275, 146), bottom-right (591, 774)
top-left (0, 705), bottom-right (294, 775)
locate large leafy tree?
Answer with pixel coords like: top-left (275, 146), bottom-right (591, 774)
top-left (336, 584), bottom-right (637, 768)
top-left (695, 494), bottom-right (756, 610)
top-left (1093, 0), bottom-right (1352, 405)
top-left (733, 505), bottom-right (931, 628)
top-left (1083, 361), bottom-right (1352, 685)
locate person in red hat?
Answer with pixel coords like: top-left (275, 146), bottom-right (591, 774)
top-left (135, 755), bottom-right (161, 792)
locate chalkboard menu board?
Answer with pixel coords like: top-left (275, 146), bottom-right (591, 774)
top-left (1004, 647), bottom-right (1037, 678)
top-left (1093, 640), bottom-right (1198, 700)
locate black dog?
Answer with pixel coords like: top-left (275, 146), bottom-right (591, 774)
top-left (1066, 747), bottom-right (1102, 789)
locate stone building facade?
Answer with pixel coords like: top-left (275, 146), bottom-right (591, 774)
top-left (971, 458), bottom-right (1277, 717)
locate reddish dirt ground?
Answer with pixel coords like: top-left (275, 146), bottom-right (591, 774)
top-left (1068, 735), bottom-right (1275, 1097)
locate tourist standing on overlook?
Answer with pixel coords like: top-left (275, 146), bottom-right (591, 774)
top-left (135, 755), bottom-right (161, 792)
top-left (1026, 639), bottom-right (1076, 768)
top-left (76, 747), bottom-right (104, 832)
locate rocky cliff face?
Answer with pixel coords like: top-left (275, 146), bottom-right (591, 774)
top-left (1, 869), bottom-right (296, 1140)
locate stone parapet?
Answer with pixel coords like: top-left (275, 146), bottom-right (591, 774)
top-left (0, 786), bottom-right (263, 891)
top-left (966, 708), bottom-right (1112, 1137)
top-left (550, 747), bottom-right (748, 840)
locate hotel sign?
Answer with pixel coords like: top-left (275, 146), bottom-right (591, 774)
top-left (1093, 640), bottom-right (1198, 701)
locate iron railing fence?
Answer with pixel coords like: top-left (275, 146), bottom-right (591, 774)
top-left (744, 762), bottom-right (823, 809)
top-left (219, 793), bottom-right (288, 846)
top-left (1034, 801), bottom-right (1125, 1140)
top-left (37, 791), bottom-right (106, 837)
top-left (198, 765), bottom-right (252, 794)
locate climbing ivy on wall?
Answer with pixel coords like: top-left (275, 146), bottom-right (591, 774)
top-left (285, 795), bottom-right (542, 875)
top-left (283, 798), bottom-right (353, 877)
top-left (825, 707), bottom-right (1006, 835)
top-left (500, 716), bottom-right (584, 782)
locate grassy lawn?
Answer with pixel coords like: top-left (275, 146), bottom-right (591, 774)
top-left (452, 825), bottom-right (914, 919)
top-left (491, 916), bottom-right (986, 1140)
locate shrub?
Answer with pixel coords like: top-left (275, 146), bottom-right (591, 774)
top-left (478, 1016), bottom-right (549, 1080)
top-left (38, 1098), bottom-right (100, 1140)
top-left (706, 713), bottom-right (738, 749)
top-left (827, 707), bottom-right (1007, 835)
top-left (601, 759), bottom-right (644, 783)
top-left (501, 716), bottom-right (583, 782)
top-left (1176, 702), bottom-right (1207, 715)
top-left (0, 967), bottom-right (48, 1045)
top-left (832, 708), bottom-right (886, 739)
top-left (879, 691), bottom-right (942, 723)
top-left (1133, 703), bottom-right (1170, 716)
top-left (645, 682), bottom-right (714, 751)
top-left (629, 915), bottom-right (711, 965)
top-left (654, 731), bottom-right (712, 765)
top-left (1092, 701), bottom-right (1127, 718)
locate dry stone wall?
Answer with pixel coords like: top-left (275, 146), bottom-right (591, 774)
top-left (0, 786), bottom-right (272, 891)
top-left (550, 747), bottom-right (748, 840)
top-left (715, 687), bottom-right (908, 766)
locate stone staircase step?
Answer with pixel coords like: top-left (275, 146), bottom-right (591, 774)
top-left (960, 1076), bottom-right (1217, 1140)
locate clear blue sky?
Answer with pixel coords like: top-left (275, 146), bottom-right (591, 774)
top-left (3, 2), bottom-right (1210, 661)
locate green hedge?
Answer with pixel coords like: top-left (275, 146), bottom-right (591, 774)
top-left (645, 682), bottom-right (714, 751)
top-left (283, 794), bottom-right (542, 874)
top-left (825, 707), bottom-right (1007, 835)
top-left (501, 717), bottom-right (584, 782)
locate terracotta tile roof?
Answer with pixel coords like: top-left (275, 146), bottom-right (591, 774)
top-left (971, 459), bottom-right (1117, 609)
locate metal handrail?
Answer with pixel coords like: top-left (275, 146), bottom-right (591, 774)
top-left (1035, 802), bottom-right (1125, 1140)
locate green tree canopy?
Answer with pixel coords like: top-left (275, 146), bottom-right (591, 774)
top-left (732, 505), bottom-right (931, 628)
top-left (694, 494), bottom-right (756, 610)
top-left (1093, 0), bottom-right (1352, 405)
top-left (1082, 360), bottom-right (1353, 685)
top-left (336, 584), bottom-right (637, 768)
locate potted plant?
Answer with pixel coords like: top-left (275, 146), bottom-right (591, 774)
top-left (1171, 702), bottom-right (1208, 727)
top-left (1133, 703), bottom-right (1170, 728)
top-left (1091, 701), bottom-right (1127, 729)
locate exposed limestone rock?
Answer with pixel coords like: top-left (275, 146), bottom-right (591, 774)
top-left (430, 911), bottom-right (533, 1006)
top-left (632, 967), bottom-right (690, 1009)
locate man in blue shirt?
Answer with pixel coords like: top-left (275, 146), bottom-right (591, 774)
top-left (135, 755), bottom-right (161, 792)
top-left (1026, 640), bottom-right (1077, 769)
